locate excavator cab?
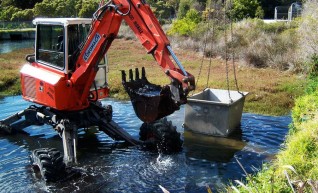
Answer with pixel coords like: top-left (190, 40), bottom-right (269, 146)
top-left (23, 18), bottom-right (109, 107)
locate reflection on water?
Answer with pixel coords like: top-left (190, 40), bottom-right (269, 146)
top-left (0, 96), bottom-right (291, 192)
top-left (0, 40), bottom-right (34, 53)
top-left (184, 130), bottom-right (246, 162)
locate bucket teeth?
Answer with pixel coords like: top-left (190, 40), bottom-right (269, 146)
top-left (129, 69), bottom-right (133, 81)
top-left (135, 68), bottom-right (140, 80)
top-left (121, 70), bottom-right (126, 83)
top-left (141, 67), bottom-right (146, 80)
top-left (122, 67), bottom-right (147, 83)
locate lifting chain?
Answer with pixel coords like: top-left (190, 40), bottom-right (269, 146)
top-left (224, 0), bottom-right (232, 102)
top-left (228, 0), bottom-right (243, 96)
top-left (206, 0), bottom-right (217, 89)
top-left (192, 0), bottom-right (216, 95)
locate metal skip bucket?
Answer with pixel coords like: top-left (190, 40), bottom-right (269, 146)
top-left (184, 89), bottom-right (248, 137)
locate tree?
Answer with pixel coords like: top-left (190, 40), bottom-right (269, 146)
top-left (177, 0), bottom-right (193, 18)
top-left (33, 0), bottom-right (56, 17)
top-left (0, 5), bottom-right (21, 21)
top-left (34, 0), bottom-right (79, 17)
top-left (1, 0), bottom-right (42, 9)
top-left (166, 0), bottom-right (180, 14)
top-left (152, 1), bottom-right (174, 20)
top-left (231, 0), bottom-right (264, 20)
top-left (77, 0), bottom-right (99, 18)
top-left (11, 9), bottom-right (34, 21)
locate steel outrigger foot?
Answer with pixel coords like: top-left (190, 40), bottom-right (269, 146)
top-left (0, 106), bottom-right (42, 134)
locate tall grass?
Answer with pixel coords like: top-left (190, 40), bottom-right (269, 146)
top-left (168, 19), bottom-right (302, 72)
top-left (297, 0), bottom-right (318, 66)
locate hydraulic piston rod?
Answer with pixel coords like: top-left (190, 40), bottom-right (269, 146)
top-left (167, 45), bottom-right (188, 76)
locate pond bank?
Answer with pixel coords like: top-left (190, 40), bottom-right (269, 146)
top-left (0, 29), bottom-right (35, 40)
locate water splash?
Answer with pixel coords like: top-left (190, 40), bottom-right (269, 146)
top-left (150, 154), bottom-right (175, 174)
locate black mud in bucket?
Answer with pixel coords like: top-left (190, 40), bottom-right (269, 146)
top-left (122, 67), bottom-right (180, 123)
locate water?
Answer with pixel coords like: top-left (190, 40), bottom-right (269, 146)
top-left (0, 40), bottom-right (34, 53)
top-left (0, 96), bottom-right (291, 192)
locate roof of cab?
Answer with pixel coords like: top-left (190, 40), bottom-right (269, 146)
top-left (33, 18), bottom-right (92, 26)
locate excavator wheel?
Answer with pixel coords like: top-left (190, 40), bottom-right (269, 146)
top-left (31, 148), bottom-right (66, 182)
top-left (139, 118), bottom-right (183, 154)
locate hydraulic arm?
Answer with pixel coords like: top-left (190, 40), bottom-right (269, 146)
top-left (70, 0), bottom-right (195, 122)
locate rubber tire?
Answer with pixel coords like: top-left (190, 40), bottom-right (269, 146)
top-left (139, 118), bottom-right (183, 154)
top-left (31, 148), bottom-right (66, 182)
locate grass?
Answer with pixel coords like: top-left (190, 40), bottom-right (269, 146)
top-left (0, 47), bottom-right (33, 95)
top-left (0, 28), bottom-right (35, 33)
top-left (0, 38), bottom-right (306, 115)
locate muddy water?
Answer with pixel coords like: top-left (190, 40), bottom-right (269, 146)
top-left (0, 96), bottom-right (291, 192)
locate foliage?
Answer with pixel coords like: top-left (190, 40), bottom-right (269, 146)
top-left (33, 0), bottom-right (80, 18)
top-left (308, 55), bottom-right (318, 78)
top-left (177, 0), bottom-right (193, 19)
top-left (0, 0), bottom-right (42, 9)
top-left (11, 9), bottom-right (34, 21)
top-left (168, 9), bottom-right (201, 36)
top-left (0, 6), bottom-right (21, 21)
top-left (292, 91), bottom-right (318, 129)
top-left (230, 0), bottom-right (264, 20)
top-left (152, 1), bottom-right (174, 19)
top-left (77, 0), bottom-right (99, 18)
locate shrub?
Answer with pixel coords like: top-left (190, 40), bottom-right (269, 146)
top-left (308, 54), bottom-right (318, 77)
top-left (230, 0), bottom-right (264, 21)
top-left (231, 19), bottom-right (299, 70)
top-left (168, 9), bottom-right (201, 36)
top-left (297, 0), bottom-right (318, 64)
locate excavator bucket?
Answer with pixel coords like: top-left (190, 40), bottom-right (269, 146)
top-left (122, 67), bottom-right (180, 123)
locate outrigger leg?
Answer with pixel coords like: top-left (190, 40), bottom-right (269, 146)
top-left (0, 106), bottom-right (42, 134)
top-left (0, 104), bottom-right (141, 168)
top-left (56, 120), bottom-right (78, 165)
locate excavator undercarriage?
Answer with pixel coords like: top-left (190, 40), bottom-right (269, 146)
top-left (0, 98), bottom-right (182, 181)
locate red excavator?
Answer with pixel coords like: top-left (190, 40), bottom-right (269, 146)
top-left (0, 0), bottom-right (194, 181)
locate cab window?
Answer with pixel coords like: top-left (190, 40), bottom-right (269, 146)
top-left (67, 24), bottom-right (90, 70)
top-left (36, 24), bottom-right (65, 69)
